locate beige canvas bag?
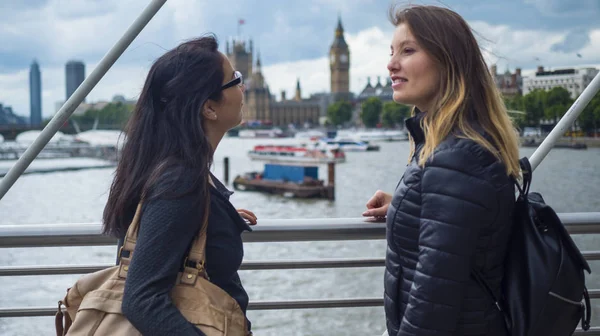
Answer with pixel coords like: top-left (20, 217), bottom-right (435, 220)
top-left (55, 200), bottom-right (249, 336)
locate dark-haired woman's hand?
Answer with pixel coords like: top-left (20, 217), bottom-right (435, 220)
top-left (237, 209), bottom-right (257, 225)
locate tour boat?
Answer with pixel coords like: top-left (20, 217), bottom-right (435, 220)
top-left (233, 163), bottom-right (335, 199)
top-left (238, 128), bottom-right (284, 138)
top-left (248, 144), bottom-right (346, 164)
top-left (311, 138), bottom-right (380, 152)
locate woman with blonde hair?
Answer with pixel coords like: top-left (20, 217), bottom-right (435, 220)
top-left (363, 5), bottom-right (520, 336)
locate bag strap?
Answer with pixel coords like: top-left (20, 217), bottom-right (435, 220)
top-left (582, 286), bottom-right (591, 331)
top-left (471, 268), bottom-right (504, 311)
top-left (471, 268), bottom-right (512, 330)
top-left (119, 177), bottom-right (212, 275)
top-left (182, 190), bottom-right (211, 275)
top-left (514, 157), bottom-right (532, 197)
top-left (469, 157), bottom-right (533, 331)
top-left (121, 203), bottom-right (144, 256)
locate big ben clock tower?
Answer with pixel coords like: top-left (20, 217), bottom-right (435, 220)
top-left (329, 16), bottom-right (350, 101)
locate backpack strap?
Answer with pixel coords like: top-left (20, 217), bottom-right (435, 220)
top-left (516, 157), bottom-right (532, 197)
top-left (471, 268), bottom-right (512, 330)
top-left (582, 286), bottom-right (591, 331)
top-left (469, 157), bottom-right (532, 331)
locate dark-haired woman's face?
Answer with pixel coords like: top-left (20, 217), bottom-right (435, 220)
top-left (387, 23), bottom-right (439, 112)
top-left (213, 53), bottom-right (245, 130)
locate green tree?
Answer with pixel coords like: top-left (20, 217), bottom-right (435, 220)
top-left (544, 87), bottom-right (572, 122)
top-left (326, 101), bottom-right (353, 126)
top-left (71, 102), bottom-right (134, 131)
top-left (521, 89), bottom-right (546, 127)
top-left (579, 93), bottom-right (600, 134)
top-left (504, 94), bottom-right (526, 130)
top-left (382, 102), bottom-right (410, 127)
top-left (360, 97), bottom-right (383, 128)
top-left (381, 106), bottom-right (395, 128)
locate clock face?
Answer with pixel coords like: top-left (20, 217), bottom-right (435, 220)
top-left (330, 54), bottom-right (336, 64)
top-left (340, 54), bottom-right (348, 63)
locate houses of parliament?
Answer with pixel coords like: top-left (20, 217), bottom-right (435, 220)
top-left (226, 17), bottom-right (350, 127)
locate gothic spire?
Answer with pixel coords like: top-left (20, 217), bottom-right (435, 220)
top-left (255, 51), bottom-right (262, 70)
top-left (336, 14), bottom-right (344, 35)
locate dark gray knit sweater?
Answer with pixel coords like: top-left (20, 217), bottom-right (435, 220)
top-left (117, 171), bottom-right (252, 335)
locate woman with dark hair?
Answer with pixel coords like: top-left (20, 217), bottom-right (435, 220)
top-left (102, 35), bottom-right (257, 335)
top-left (363, 5), bottom-right (520, 336)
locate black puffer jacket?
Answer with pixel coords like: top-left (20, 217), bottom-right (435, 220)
top-left (384, 113), bottom-right (515, 336)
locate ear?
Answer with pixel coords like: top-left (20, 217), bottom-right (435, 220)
top-left (202, 101), bottom-right (218, 121)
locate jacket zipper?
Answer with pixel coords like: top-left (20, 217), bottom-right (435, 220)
top-left (549, 291), bottom-right (584, 306)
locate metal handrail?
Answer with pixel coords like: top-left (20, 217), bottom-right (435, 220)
top-left (1, 213), bottom-right (599, 248)
top-left (4, 251), bottom-right (600, 277)
top-left (0, 298), bottom-right (384, 317)
top-left (2, 290), bottom-right (600, 315)
top-left (0, 258), bottom-right (387, 276)
top-left (2, 214), bottom-right (600, 335)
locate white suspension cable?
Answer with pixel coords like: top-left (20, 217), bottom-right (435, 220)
top-left (530, 71), bottom-right (600, 171)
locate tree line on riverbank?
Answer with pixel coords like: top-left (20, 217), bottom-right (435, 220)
top-left (46, 87), bottom-right (600, 135)
top-left (327, 86), bottom-right (600, 134)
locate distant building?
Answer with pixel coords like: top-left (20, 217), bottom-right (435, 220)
top-left (226, 38), bottom-right (253, 82)
top-left (490, 64), bottom-right (522, 97)
top-left (29, 60), bottom-right (42, 126)
top-left (240, 51), bottom-right (321, 127)
top-left (329, 16), bottom-right (351, 102)
top-left (0, 103), bottom-right (27, 125)
top-left (523, 66), bottom-right (599, 98)
top-left (356, 76), bottom-right (394, 103)
top-left (65, 60), bottom-right (86, 101)
top-left (229, 17), bottom-right (351, 127)
top-left (270, 79), bottom-right (321, 127)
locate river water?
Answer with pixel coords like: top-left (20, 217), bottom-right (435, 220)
top-left (0, 137), bottom-right (599, 335)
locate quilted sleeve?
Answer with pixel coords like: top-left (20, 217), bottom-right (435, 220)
top-left (398, 148), bottom-right (499, 336)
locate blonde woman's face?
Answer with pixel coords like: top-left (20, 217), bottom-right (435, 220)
top-left (387, 23), bottom-right (440, 112)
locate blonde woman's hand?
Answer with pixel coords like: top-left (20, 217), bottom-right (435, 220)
top-left (237, 209), bottom-right (257, 225)
top-left (362, 190), bottom-right (392, 218)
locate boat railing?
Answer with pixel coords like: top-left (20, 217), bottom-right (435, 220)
top-left (1, 214), bottom-right (600, 335)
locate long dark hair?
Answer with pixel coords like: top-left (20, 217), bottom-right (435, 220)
top-left (102, 35), bottom-right (224, 237)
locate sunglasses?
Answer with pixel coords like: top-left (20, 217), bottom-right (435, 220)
top-left (221, 70), bottom-right (243, 91)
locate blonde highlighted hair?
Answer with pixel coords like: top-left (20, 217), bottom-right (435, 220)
top-left (390, 5), bottom-right (520, 177)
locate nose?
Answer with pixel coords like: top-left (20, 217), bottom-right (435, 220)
top-left (240, 83), bottom-right (246, 93)
top-left (387, 56), bottom-right (399, 74)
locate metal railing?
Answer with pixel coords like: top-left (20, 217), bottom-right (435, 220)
top-left (1, 214), bottom-right (600, 335)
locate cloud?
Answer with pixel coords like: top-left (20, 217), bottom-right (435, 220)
top-left (550, 29), bottom-right (591, 53)
top-left (524, 0), bottom-right (600, 17)
top-left (262, 22), bottom-right (600, 103)
top-left (469, 21), bottom-right (600, 70)
top-left (2, 0), bottom-right (600, 121)
top-left (0, 0), bottom-right (49, 17)
top-left (0, 1), bottom-right (162, 73)
top-left (52, 0), bottom-right (118, 19)
top-left (261, 26), bottom-right (392, 102)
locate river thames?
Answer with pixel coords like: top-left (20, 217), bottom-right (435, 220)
top-left (1, 137), bottom-right (599, 335)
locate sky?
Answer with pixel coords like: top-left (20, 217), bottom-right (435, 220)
top-left (1, 0), bottom-right (599, 119)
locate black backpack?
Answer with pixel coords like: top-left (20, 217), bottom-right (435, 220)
top-left (472, 157), bottom-right (592, 336)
